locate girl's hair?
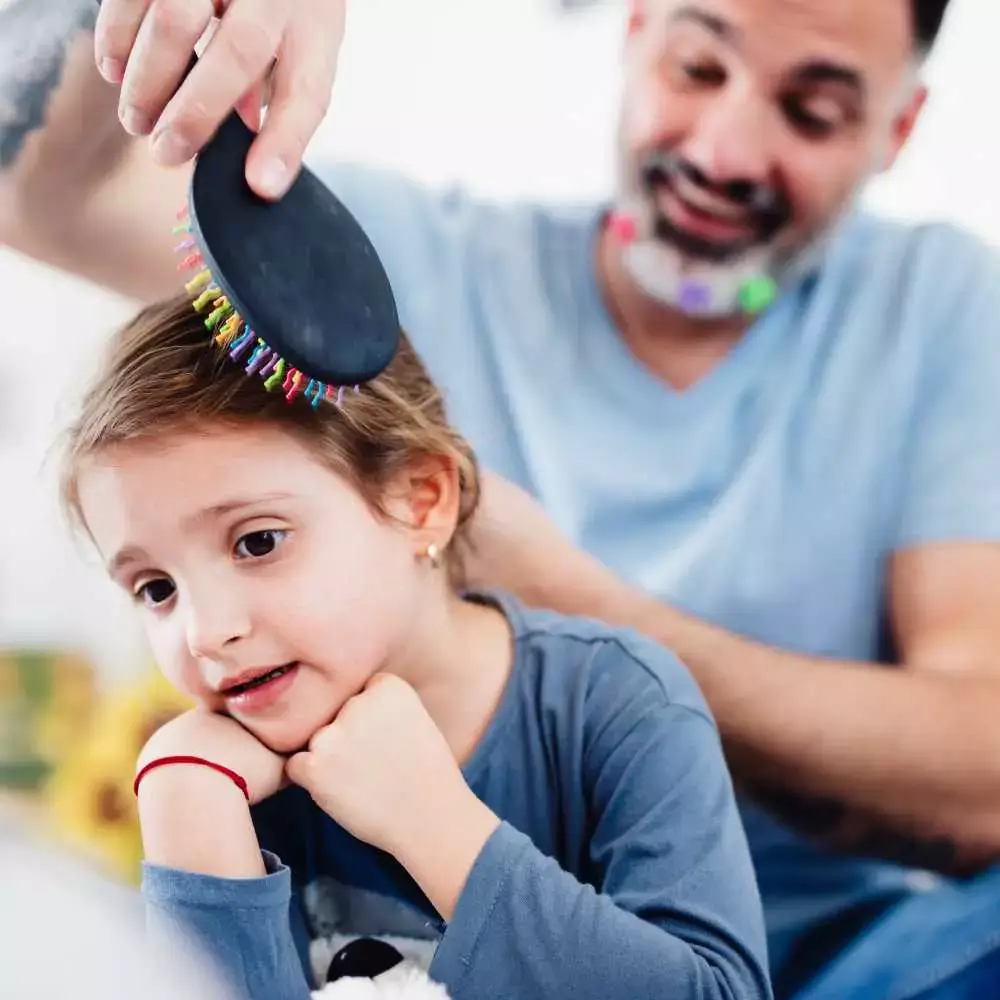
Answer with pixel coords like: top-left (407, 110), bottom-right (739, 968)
top-left (60, 294), bottom-right (481, 581)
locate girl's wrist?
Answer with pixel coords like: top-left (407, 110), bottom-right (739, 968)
top-left (138, 764), bottom-right (266, 878)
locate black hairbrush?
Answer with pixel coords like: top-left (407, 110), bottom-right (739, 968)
top-left (126, 30), bottom-right (402, 401)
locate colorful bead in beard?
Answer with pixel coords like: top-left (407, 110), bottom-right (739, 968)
top-left (606, 206), bottom-right (778, 318)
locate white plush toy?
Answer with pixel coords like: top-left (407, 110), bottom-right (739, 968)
top-left (312, 960), bottom-right (451, 1000)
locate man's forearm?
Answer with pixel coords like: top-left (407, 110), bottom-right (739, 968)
top-left (576, 583), bottom-right (1000, 875)
top-left (0, 0), bottom-right (99, 170)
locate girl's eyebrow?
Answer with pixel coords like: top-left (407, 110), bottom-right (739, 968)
top-left (106, 491), bottom-right (296, 578)
top-left (178, 491), bottom-right (297, 533)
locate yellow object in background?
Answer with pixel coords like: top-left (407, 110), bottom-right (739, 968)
top-left (0, 650), bottom-right (97, 790)
top-left (44, 670), bottom-right (192, 885)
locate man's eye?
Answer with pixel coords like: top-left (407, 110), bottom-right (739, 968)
top-left (136, 578), bottom-right (175, 608)
top-left (234, 529), bottom-right (288, 560)
top-left (783, 97), bottom-right (843, 138)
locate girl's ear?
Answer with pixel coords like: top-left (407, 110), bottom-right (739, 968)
top-left (383, 453), bottom-right (462, 552)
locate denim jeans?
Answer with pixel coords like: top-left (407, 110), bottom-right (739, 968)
top-left (787, 865), bottom-right (1000, 1000)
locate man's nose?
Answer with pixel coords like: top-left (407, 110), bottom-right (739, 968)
top-left (682, 88), bottom-right (772, 189)
top-left (184, 590), bottom-right (252, 661)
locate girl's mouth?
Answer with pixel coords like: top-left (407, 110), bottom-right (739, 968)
top-left (221, 662), bottom-right (300, 713)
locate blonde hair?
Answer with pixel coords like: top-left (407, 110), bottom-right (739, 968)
top-left (60, 295), bottom-right (480, 580)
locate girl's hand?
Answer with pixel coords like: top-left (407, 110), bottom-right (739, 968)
top-left (285, 675), bottom-right (486, 857)
top-left (138, 708), bottom-right (286, 805)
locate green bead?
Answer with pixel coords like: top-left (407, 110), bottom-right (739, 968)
top-left (738, 276), bottom-right (778, 314)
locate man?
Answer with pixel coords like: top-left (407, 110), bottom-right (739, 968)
top-left (2, 0), bottom-right (998, 997)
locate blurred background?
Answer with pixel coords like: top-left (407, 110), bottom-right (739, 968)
top-left (0, 0), bottom-right (997, 883)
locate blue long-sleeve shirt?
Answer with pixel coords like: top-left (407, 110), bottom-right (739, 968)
top-left (142, 592), bottom-right (771, 1000)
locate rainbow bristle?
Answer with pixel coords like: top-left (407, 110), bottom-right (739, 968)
top-left (214, 314), bottom-right (241, 346)
top-left (192, 285), bottom-right (217, 311)
top-left (246, 341), bottom-right (272, 376)
top-left (177, 252), bottom-right (203, 272)
top-left (185, 270), bottom-right (212, 296)
top-left (264, 359), bottom-right (287, 392)
top-left (205, 298), bottom-right (233, 330)
top-left (174, 202), bottom-right (362, 408)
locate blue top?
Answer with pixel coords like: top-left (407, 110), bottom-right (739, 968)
top-left (312, 162), bottom-right (1000, 975)
top-left (143, 593), bottom-right (770, 1000)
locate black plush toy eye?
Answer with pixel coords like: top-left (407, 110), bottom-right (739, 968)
top-left (326, 937), bottom-right (404, 983)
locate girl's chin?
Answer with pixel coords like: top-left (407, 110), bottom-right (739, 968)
top-left (242, 705), bottom-right (343, 756)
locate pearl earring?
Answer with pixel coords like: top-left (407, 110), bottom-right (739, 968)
top-left (421, 541), bottom-right (442, 568)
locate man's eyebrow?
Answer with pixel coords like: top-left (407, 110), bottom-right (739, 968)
top-left (668, 4), bottom-right (737, 43)
top-left (790, 61), bottom-right (866, 97)
top-left (668, 5), bottom-right (866, 101)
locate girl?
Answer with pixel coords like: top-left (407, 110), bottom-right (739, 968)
top-left (60, 295), bottom-right (771, 1000)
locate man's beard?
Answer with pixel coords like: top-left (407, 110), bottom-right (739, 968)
top-left (611, 147), bottom-right (847, 316)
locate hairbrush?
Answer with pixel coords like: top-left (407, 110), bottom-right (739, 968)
top-left (145, 42), bottom-right (401, 405)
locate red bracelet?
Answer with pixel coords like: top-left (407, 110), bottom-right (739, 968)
top-left (133, 756), bottom-right (250, 801)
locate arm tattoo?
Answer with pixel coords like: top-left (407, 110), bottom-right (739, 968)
top-left (0, 0), bottom-right (98, 169)
top-left (742, 781), bottom-right (982, 878)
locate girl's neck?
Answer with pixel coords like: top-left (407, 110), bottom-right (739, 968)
top-left (391, 591), bottom-right (514, 767)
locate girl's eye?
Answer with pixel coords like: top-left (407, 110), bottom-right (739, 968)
top-left (234, 529), bottom-right (288, 560)
top-left (136, 578), bottom-right (175, 608)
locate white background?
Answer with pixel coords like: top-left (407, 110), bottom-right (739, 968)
top-left (0, 0), bottom-right (996, 682)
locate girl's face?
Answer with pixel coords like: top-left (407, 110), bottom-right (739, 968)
top-left (77, 423), bottom-right (435, 753)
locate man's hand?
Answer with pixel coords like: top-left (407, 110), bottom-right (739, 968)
top-left (468, 471), bottom-right (626, 616)
top-left (138, 707), bottom-right (286, 806)
top-left (94, 0), bottom-right (345, 198)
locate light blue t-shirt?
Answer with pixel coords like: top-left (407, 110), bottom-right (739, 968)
top-left (317, 162), bottom-right (1000, 975)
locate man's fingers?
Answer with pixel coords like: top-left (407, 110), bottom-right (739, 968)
top-left (94, 0), bottom-right (152, 84)
top-left (117, 0), bottom-right (216, 138)
top-left (233, 74), bottom-right (266, 133)
top-left (150, 0), bottom-right (286, 167)
top-left (245, 10), bottom-right (343, 199)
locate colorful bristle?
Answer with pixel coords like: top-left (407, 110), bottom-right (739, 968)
top-left (174, 203), bottom-right (361, 407)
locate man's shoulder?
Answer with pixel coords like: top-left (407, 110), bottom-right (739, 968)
top-left (825, 209), bottom-right (1000, 317)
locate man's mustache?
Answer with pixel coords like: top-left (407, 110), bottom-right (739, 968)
top-left (639, 150), bottom-right (790, 260)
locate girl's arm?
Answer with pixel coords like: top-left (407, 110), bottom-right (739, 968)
top-left (417, 644), bottom-right (772, 1000)
top-left (136, 714), bottom-right (313, 1000)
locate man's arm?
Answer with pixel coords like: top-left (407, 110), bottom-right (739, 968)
top-left (567, 541), bottom-right (1000, 877)
top-left (469, 475), bottom-right (1000, 878)
top-left (0, 0), bottom-right (188, 301)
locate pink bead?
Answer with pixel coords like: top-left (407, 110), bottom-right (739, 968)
top-left (607, 211), bottom-right (638, 244)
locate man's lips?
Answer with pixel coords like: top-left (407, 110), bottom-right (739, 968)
top-left (656, 185), bottom-right (757, 243)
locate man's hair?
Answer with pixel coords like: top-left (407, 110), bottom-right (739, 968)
top-left (60, 294), bottom-right (481, 580)
top-left (912, 0), bottom-right (952, 53)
